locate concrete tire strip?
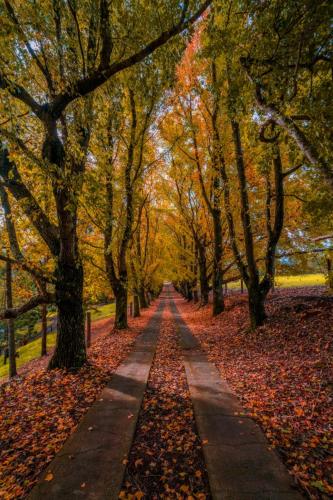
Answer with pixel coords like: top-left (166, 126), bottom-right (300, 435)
top-left (30, 301), bottom-right (165, 500)
top-left (170, 298), bottom-right (303, 500)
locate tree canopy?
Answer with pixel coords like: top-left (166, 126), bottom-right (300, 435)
top-left (0, 0), bottom-right (331, 370)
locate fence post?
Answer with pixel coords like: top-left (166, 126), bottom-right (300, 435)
top-left (86, 311), bottom-right (91, 348)
top-left (41, 304), bottom-right (47, 356)
top-left (129, 301), bottom-right (133, 317)
top-left (6, 259), bottom-right (17, 378)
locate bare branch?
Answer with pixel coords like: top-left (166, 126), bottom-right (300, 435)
top-left (312, 234), bottom-right (333, 242)
top-left (282, 163), bottom-right (303, 177)
top-left (0, 292), bottom-right (55, 320)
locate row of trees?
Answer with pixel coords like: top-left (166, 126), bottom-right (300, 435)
top-left (0, 1), bottom-right (331, 372)
top-left (161, 0), bottom-right (332, 327)
top-left (0, 0), bottom-right (212, 371)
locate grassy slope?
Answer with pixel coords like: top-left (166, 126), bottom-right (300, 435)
top-left (0, 303), bottom-right (115, 378)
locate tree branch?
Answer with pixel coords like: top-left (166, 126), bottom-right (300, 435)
top-left (50, 0), bottom-right (212, 117)
top-left (0, 146), bottom-right (60, 255)
top-left (0, 72), bottom-right (44, 118)
top-left (0, 254), bottom-right (55, 284)
top-left (3, 0), bottom-right (55, 92)
top-left (0, 292), bottom-right (54, 320)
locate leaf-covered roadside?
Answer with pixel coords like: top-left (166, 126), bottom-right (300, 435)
top-left (121, 306), bottom-right (211, 499)
top-left (0, 315), bottom-right (115, 383)
top-left (177, 289), bottom-right (333, 499)
top-left (0, 306), bottom-right (157, 500)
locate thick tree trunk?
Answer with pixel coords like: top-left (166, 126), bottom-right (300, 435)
top-left (139, 286), bottom-right (148, 308)
top-left (114, 284), bottom-right (128, 329)
top-left (41, 304), bottom-right (47, 356)
top-left (48, 261), bottom-right (86, 369)
top-left (133, 295), bottom-right (140, 317)
top-left (198, 263), bottom-right (209, 305)
top-left (6, 260), bottom-right (16, 378)
top-left (248, 286), bottom-right (267, 329)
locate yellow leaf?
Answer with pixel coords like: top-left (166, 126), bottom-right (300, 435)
top-left (45, 472), bottom-right (53, 482)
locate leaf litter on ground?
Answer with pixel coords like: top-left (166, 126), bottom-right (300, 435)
top-left (121, 305), bottom-right (211, 499)
top-left (0, 304), bottom-right (158, 499)
top-left (177, 288), bottom-right (333, 499)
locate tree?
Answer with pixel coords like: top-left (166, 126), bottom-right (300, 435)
top-left (233, 0), bottom-right (332, 187)
top-left (0, 0), bottom-right (212, 366)
top-left (173, 40), bottom-right (226, 314)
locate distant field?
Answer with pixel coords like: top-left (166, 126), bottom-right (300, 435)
top-left (275, 274), bottom-right (326, 287)
top-left (0, 303), bottom-right (116, 379)
top-left (228, 273), bottom-right (326, 289)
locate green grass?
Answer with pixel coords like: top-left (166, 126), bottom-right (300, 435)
top-left (0, 303), bottom-right (116, 380)
top-left (0, 332), bottom-right (57, 379)
top-left (88, 303), bottom-right (115, 321)
top-left (275, 273), bottom-right (326, 287)
top-left (228, 273), bottom-right (326, 289)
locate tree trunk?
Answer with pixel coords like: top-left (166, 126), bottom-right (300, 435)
top-left (114, 284), bottom-right (128, 329)
top-left (197, 244), bottom-right (209, 306)
top-left (187, 284), bottom-right (193, 301)
top-left (133, 295), bottom-right (140, 317)
top-left (139, 286), bottom-right (148, 308)
top-left (41, 304), bottom-right (47, 356)
top-left (6, 260), bottom-right (16, 378)
top-left (48, 260), bottom-right (86, 369)
top-left (192, 246), bottom-right (199, 303)
top-left (199, 267), bottom-right (209, 305)
top-left (248, 286), bottom-right (267, 329)
top-left (212, 215), bottom-right (224, 315)
top-left (327, 258), bottom-right (333, 290)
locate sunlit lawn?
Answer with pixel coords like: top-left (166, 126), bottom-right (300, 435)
top-left (274, 274), bottom-right (326, 287)
top-left (228, 273), bottom-right (326, 289)
top-left (89, 302), bottom-right (115, 321)
top-left (0, 303), bottom-right (116, 379)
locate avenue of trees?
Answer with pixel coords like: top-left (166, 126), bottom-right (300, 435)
top-left (0, 0), bottom-right (331, 373)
